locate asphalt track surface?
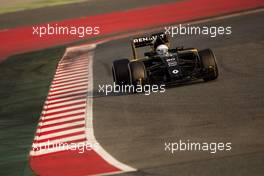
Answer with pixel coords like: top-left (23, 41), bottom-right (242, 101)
top-left (0, 0), bottom-right (263, 175)
top-left (92, 11), bottom-right (264, 175)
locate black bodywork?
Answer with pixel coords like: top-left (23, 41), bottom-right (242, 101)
top-left (142, 48), bottom-right (203, 85)
top-left (112, 32), bottom-right (218, 86)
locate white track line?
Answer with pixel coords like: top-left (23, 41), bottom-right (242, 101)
top-left (51, 78), bottom-right (88, 87)
top-left (57, 60), bottom-right (89, 68)
top-left (45, 98), bottom-right (87, 108)
top-left (58, 61), bottom-right (88, 68)
top-left (56, 66), bottom-right (88, 74)
top-left (53, 73), bottom-right (88, 82)
top-left (41, 110), bottom-right (85, 121)
top-left (84, 44), bottom-right (136, 172)
top-left (31, 141), bottom-right (88, 156)
top-left (37, 121), bottom-right (85, 133)
top-left (47, 92), bottom-right (87, 100)
top-left (53, 73), bottom-right (88, 81)
top-left (48, 89), bottom-right (88, 99)
top-left (54, 70), bottom-right (88, 77)
top-left (57, 59), bottom-right (89, 66)
top-left (49, 86), bottom-right (87, 95)
top-left (52, 76), bottom-right (88, 84)
top-left (46, 94), bottom-right (87, 104)
top-left (32, 134), bottom-right (86, 148)
top-left (44, 104), bottom-right (86, 114)
top-left (50, 82), bottom-right (88, 90)
top-left (59, 57), bottom-right (89, 65)
top-left (57, 64), bottom-right (88, 70)
top-left (40, 117), bottom-right (84, 126)
top-left (39, 119), bottom-right (85, 129)
top-left (36, 127), bottom-right (85, 140)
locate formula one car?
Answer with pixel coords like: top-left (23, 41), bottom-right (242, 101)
top-left (112, 32), bottom-right (218, 86)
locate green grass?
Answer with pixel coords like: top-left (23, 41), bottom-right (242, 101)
top-left (0, 46), bottom-right (65, 175)
top-left (0, 0), bottom-right (86, 15)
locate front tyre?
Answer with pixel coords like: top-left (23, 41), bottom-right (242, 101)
top-left (112, 59), bottom-right (130, 85)
top-left (199, 49), bottom-right (219, 81)
top-left (128, 61), bottom-right (147, 86)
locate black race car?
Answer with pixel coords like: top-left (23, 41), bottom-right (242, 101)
top-left (112, 32), bottom-right (218, 86)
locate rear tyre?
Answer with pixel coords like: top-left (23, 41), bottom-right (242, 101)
top-left (199, 49), bottom-right (219, 81)
top-left (112, 59), bottom-right (130, 85)
top-left (128, 61), bottom-right (147, 86)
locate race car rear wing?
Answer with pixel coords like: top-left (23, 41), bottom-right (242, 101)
top-left (131, 32), bottom-right (169, 48)
top-left (131, 32), bottom-right (170, 59)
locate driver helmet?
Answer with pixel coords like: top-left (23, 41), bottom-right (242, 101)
top-left (156, 44), bottom-right (169, 55)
